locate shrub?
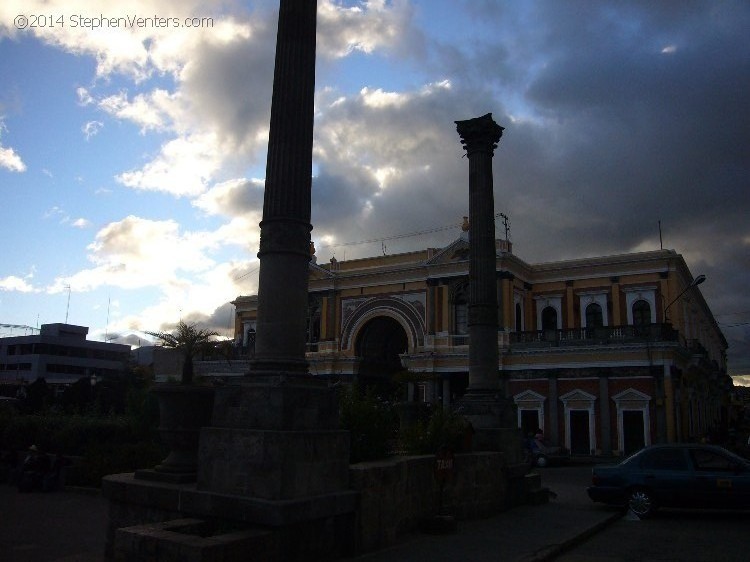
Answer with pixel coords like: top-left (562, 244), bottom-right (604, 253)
top-left (339, 385), bottom-right (397, 463)
top-left (0, 403), bottom-right (162, 486)
top-left (400, 406), bottom-right (469, 455)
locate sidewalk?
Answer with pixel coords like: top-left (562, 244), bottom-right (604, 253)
top-left (0, 465), bottom-right (621, 561)
top-left (352, 496), bottom-right (621, 562)
top-left (352, 464), bottom-right (622, 562)
top-left (0, 484), bottom-right (108, 562)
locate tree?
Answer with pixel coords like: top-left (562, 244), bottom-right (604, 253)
top-left (145, 321), bottom-right (220, 384)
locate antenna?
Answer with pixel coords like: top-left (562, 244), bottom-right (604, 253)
top-left (64, 284), bottom-right (71, 324)
top-left (105, 296), bottom-right (110, 342)
top-left (658, 220), bottom-right (663, 250)
top-left (499, 213), bottom-right (511, 241)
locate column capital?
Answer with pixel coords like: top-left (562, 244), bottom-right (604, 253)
top-left (455, 113), bottom-right (504, 155)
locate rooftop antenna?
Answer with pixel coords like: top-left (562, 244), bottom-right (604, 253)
top-left (499, 212), bottom-right (510, 241)
top-left (105, 296), bottom-right (111, 342)
top-left (658, 220), bottom-right (664, 250)
top-left (64, 284), bottom-right (71, 324)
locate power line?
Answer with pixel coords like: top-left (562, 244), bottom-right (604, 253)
top-left (320, 221), bottom-right (460, 249)
top-left (234, 265), bottom-right (260, 282)
top-left (233, 213), bottom-right (508, 280)
top-left (320, 213), bottom-right (508, 250)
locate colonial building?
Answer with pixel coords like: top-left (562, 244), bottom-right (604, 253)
top-left (233, 225), bottom-right (729, 457)
top-left (0, 323), bottom-right (131, 389)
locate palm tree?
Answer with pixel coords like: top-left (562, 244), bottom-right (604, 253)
top-left (146, 321), bottom-right (220, 384)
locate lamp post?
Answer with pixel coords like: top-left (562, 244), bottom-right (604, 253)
top-left (664, 274), bottom-right (706, 323)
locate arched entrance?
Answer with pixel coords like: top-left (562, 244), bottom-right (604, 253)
top-left (355, 316), bottom-right (408, 395)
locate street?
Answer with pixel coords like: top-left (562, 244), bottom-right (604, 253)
top-left (538, 463), bottom-right (750, 561)
top-left (556, 498), bottom-right (750, 561)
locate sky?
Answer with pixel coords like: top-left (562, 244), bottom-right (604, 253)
top-left (0, 1), bottom-right (748, 385)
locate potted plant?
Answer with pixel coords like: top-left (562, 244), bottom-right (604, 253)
top-left (145, 321), bottom-right (220, 478)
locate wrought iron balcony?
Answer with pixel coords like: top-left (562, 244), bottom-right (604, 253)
top-left (509, 323), bottom-right (679, 348)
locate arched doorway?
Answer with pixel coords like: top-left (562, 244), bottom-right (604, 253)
top-left (355, 316), bottom-right (408, 395)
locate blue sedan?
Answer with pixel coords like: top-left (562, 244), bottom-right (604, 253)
top-left (587, 444), bottom-right (750, 518)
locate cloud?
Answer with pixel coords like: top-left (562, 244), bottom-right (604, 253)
top-left (116, 133), bottom-right (222, 197)
top-left (0, 120), bottom-right (26, 172)
top-left (82, 120), bottom-right (104, 140)
top-left (71, 218), bottom-right (92, 228)
top-left (192, 178), bottom-right (265, 217)
top-left (97, 90), bottom-right (178, 133)
top-left (49, 215), bottom-right (215, 293)
top-left (0, 275), bottom-right (36, 293)
top-left (0, 144), bottom-right (25, 172)
top-left (317, 0), bottom-right (413, 58)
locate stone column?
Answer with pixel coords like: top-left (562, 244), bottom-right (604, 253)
top-left (455, 114), bottom-right (518, 456)
top-left (252, 0), bottom-right (318, 377)
top-left (455, 113), bottom-right (503, 394)
top-left (548, 374), bottom-right (559, 445)
top-left (598, 374), bottom-right (612, 455)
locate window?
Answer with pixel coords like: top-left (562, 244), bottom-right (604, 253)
top-left (585, 303), bottom-right (603, 329)
top-left (541, 307), bottom-right (557, 331)
top-left (454, 285), bottom-right (469, 335)
top-left (640, 448), bottom-right (689, 471)
top-left (515, 303), bottom-right (523, 332)
top-left (690, 448), bottom-right (735, 472)
top-left (632, 300), bottom-right (651, 327)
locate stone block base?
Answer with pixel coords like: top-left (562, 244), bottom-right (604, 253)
top-left (103, 473), bottom-right (358, 561)
top-left (114, 518), bottom-right (276, 562)
top-left (198, 428), bottom-right (350, 499)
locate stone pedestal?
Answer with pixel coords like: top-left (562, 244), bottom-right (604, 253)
top-left (104, 378), bottom-right (359, 560)
top-left (197, 378), bottom-right (351, 501)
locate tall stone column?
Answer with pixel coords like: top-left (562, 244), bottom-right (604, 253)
top-left (455, 113), bottom-right (518, 455)
top-left (455, 113), bottom-right (503, 393)
top-left (252, 0), bottom-right (318, 377)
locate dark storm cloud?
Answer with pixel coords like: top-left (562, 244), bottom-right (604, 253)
top-left (180, 20), bottom-right (276, 159)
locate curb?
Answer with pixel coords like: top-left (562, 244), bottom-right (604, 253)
top-left (520, 508), bottom-right (624, 562)
top-left (64, 485), bottom-right (102, 496)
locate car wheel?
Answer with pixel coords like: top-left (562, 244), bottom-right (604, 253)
top-left (535, 455), bottom-right (548, 468)
top-left (628, 488), bottom-right (656, 518)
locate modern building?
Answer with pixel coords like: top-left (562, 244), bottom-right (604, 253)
top-left (0, 323), bottom-right (131, 389)
top-left (232, 224), bottom-right (730, 457)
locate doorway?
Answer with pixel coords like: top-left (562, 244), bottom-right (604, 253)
top-left (622, 410), bottom-right (646, 455)
top-left (569, 410), bottom-right (591, 455)
top-left (355, 316), bottom-right (408, 396)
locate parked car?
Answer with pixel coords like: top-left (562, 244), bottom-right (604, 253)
top-left (523, 434), bottom-right (569, 467)
top-left (587, 444), bottom-right (750, 518)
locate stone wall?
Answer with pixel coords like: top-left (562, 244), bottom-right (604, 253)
top-left (349, 452), bottom-right (509, 553)
top-left (105, 451), bottom-right (530, 560)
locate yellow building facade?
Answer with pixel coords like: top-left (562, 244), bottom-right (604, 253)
top-left (233, 231), bottom-right (729, 457)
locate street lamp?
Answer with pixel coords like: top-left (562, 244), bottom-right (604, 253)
top-left (664, 274), bottom-right (706, 323)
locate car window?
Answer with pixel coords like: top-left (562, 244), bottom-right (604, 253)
top-left (639, 448), bottom-right (689, 471)
top-left (689, 449), bottom-right (735, 472)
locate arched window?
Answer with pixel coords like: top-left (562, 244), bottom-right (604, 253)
top-left (632, 300), bottom-right (651, 327)
top-left (541, 306), bottom-right (557, 331)
top-left (515, 303), bottom-right (523, 332)
top-left (585, 303), bottom-right (603, 329)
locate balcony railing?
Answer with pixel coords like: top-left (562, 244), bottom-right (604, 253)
top-left (509, 324), bottom-right (679, 348)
